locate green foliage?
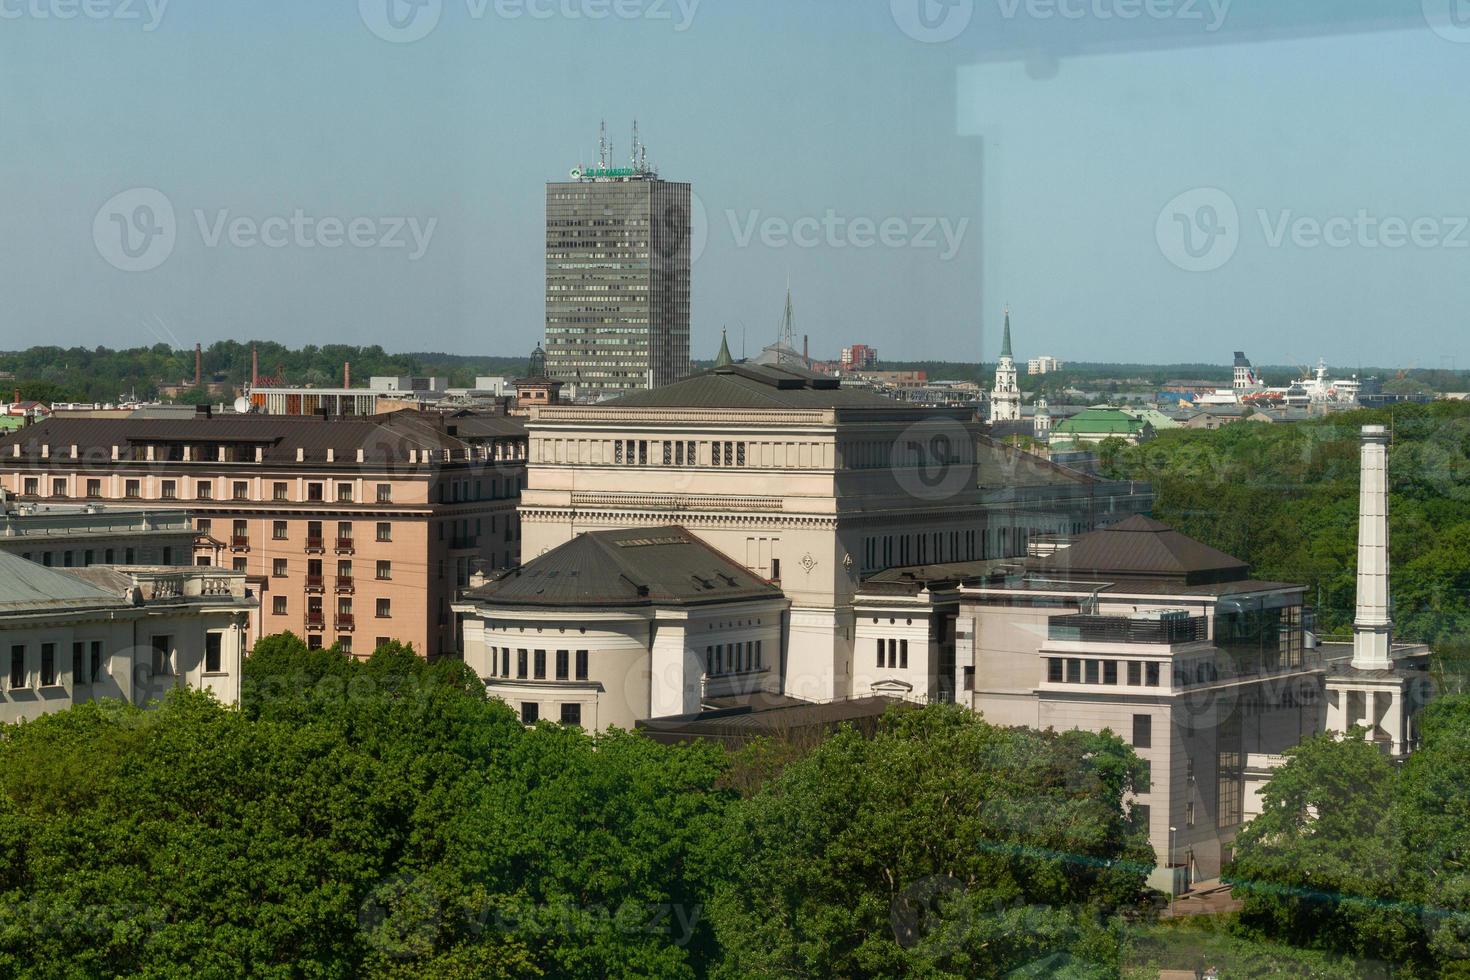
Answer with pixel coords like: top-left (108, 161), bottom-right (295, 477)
top-left (1106, 400), bottom-right (1470, 648)
top-left (0, 635), bottom-right (726, 978)
top-left (1226, 695), bottom-right (1470, 975)
top-left (1, 662), bottom-right (1166, 978)
top-left (1122, 915), bottom-right (1384, 978)
top-left (705, 705), bottom-right (1155, 978)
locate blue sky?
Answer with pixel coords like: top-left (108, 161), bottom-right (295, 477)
top-left (2, 0), bottom-right (1467, 367)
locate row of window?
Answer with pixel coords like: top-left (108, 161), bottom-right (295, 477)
top-left (199, 519), bottom-right (394, 547)
top-left (273, 594), bottom-right (392, 618)
top-left (876, 638), bottom-right (910, 670)
top-left (19, 546), bottom-right (159, 569)
top-left (863, 529), bottom-right (986, 572)
top-left (1047, 658), bottom-right (1164, 688)
top-left (270, 558), bottom-right (392, 581)
top-left (299, 634), bottom-right (393, 656)
top-left (542, 439), bottom-right (834, 470)
top-left (521, 701), bottom-right (582, 726)
top-left (20, 477), bottom-right (396, 504)
top-left (5, 635), bottom-right (224, 692)
top-left (488, 648), bottom-right (591, 682)
top-left (708, 641), bottom-right (764, 676)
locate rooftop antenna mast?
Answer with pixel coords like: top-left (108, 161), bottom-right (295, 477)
top-left (779, 275), bottom-right (796, 351)
top-left (598, 120), bottom-right (611, 171)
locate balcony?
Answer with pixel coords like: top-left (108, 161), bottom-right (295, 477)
top-left (335, 575), bottom-right (354, 593)
top-left (304, 574), bottom-right (324, 592)
top-left (335, 614), bottom-right (355, 632)
top-left (305, 536), bottom-right (325, 553)
top-left (335, 537), bottom-right (355, 554)
top-left (305, 612), bottom-right (326, 630)
top-left (450, 536), bottom-right (479, 550)
top-left (1047, 614), bottom-right (1207, 646)
top-left (230, 535), bottom-right (250, 551)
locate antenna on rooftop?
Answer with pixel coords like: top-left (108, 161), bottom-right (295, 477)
top-left (598, 120), bottom-right (611, 171)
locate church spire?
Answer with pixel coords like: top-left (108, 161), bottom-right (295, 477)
top-left (714, 327), bottom-right (734, 368)
top-left (1000, 307), bottom-right (1013, 359)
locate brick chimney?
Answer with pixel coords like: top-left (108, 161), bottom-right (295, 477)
top-left (194, 343), bottom-right (202, 387)
top-left (344, 362), bottom-right (351, 389)
top-left (251, 345), bottom-right (259, 389)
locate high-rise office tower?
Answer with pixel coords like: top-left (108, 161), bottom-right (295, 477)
top-left (545, 122), bottom-right (691, 397)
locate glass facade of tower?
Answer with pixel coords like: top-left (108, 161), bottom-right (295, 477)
top-left (544, 177), bottom-right (691, 396)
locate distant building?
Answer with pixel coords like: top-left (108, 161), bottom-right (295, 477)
top-left (840, 344), bottom-right (878, 371)
top-left (544, 124), bottom-right (691, 397)
top-left (0, 552), bottom-right (256, 725)
top-left (1049, 407), bottom-right (1154, 447)
top-left (248, 377), bottom-right (449, 416)
top-left (511, 345), bottom-right (565, 414)
top-left (989, 309), bottom-right (1022, 423)
top-left (1233, 351), bottom-right (1262, 393)
top-left (1027, 355), bottom-right (1063, 376)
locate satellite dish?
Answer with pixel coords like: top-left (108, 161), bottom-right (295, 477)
top-left (233, 396), bottom-right (251, 414)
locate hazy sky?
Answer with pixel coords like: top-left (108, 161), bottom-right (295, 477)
top-left (3, 0), bottom-right (1467, 367)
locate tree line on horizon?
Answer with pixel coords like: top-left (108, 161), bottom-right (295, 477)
top-left (0, 343), bottom-right (529, 405)
top-left (3, 341), bottom-right (1460, 406)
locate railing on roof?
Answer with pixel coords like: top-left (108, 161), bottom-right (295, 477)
top-left (1048, 614), bottom-right (1206, 645)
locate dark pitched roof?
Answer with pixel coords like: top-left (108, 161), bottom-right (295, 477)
top-left (464, 526), bottom-right (784, 609)
top-left (1031, 515), bottom-right (1250, 585)
top-left (600, 363), bottom-right (914, 410)
top-left (0, 410), bottom-right (521, 467)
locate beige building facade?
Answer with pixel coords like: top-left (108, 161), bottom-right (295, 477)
top-left (518, 362), bottom-right (1150, 703)
top-left (0, 412), bottom-right (527, 659)
top-left (0, 553), bottom-right (255, 725)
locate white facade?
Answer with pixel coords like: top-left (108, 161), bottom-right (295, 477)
top-left (459, 598), bottom-right (787, 729)
top-left (1027, 355), bottom-right (1063, 376)
top-left (0, 564), bottom-right (255, 726)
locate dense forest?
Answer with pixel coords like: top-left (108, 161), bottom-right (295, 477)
top-left (1101, 401), bottom-right (1470, 654)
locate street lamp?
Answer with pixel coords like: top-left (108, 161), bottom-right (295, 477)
top-left (1169, 826), bottom-right (1178, 914)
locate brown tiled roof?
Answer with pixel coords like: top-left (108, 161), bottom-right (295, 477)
top-left (1031, 515), bottom-right (1250, 585)
top-left (464, 525), bottom-right (783, 609)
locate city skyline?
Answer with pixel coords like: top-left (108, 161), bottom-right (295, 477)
top-left (5, 2), bottom-right (1468, 367)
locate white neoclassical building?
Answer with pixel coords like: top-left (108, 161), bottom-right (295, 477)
top-left (513, 360), bottom-right (1149, 708)
top-left (0, 552), bottom-right (257, 725)
top-left (455, 526), bottom-right (788, 729)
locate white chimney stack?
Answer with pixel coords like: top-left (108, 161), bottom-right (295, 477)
top-left (1352, 425), bottom-right (1393, 670)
